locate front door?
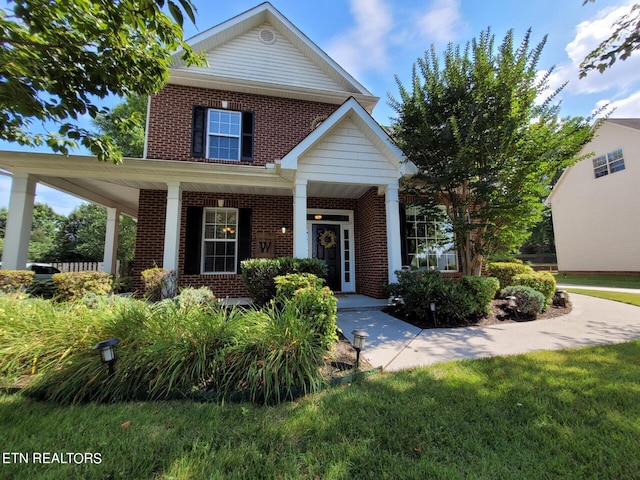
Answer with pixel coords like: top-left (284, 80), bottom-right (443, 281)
top-left (312, 224), bottom-right (341, 291)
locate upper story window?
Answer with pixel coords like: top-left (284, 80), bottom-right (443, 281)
top-left (191, 106), bottom-right (254, 161)
top-left (208, 110), bottom-right (241, 160)
top-left (593, 148), bottom-right (625, 179)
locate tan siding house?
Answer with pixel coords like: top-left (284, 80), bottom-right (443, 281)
top-left (547, 119), bottom-right (640, 272)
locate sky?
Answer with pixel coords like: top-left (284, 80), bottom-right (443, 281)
top-left (1, 0), bottom-right (639, 215)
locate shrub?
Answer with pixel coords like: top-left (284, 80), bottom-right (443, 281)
top-left (26, 279), bottom-right (58, 299)
top-left (459, 276), bottom-right (500, 316)
top-left (113, 277), bottom-right (132, 294)
top-left (275, 273), bottom-right (338, 350)
top-left (174, 286), bottom-right (217, 310)
top-left (141, 267), bottom-right (177, 301)
top-left (486, 262), bottom-right (534, 290)
top-left (241, 257), bottom-right (328, 305)
top-left (394, 269), bottom-right (476, 325)
top-left (512, 271), bottom-right (556, 306)
top-left (0, 270), bottom-right (34, 293)
top-left (500, 285), bottom-right (546, 317)
top-left (52, 271), bottom-right (113, 302)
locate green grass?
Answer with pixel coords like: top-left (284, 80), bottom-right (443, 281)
top-left (3, 341), bottom-right (640, 479)
top-left (555, 272), bottom-right (640, 289)
top-left (566, 288), bottom-right (640, 307)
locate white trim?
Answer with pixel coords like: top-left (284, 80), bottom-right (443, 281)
top-left (143, 95), bottom-right (151, 159)
top-left (162, 182), bottom-right (182, 271)
top-left (307, 208), bottom-right (355, 292)
top-left (200, 207), bottom-right (239, 274)
top-left (103, 207), bottom-right (120, 275)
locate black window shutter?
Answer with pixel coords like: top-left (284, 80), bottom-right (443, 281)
top-left (184, 206), bottom-right (203, 275)
top-left (399, 203), bottom-right (408, 267)
top-left (241, 111), bottom-right (254, 161)
top-left (237, 208), bottom-right (252, 271)
top-left (191, 106), bottom-right (207, 158)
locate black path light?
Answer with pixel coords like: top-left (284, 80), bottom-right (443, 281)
top-left (351, 329), bottom-right (369, 370)
top-left (430, 302), bottom-right (438, 327)
top-left (93, 338), bottom-right (120, 375)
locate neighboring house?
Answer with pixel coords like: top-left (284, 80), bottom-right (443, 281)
top-left (1, 3), bottom-right (464, 299)
top-left (547, 118), bottom-right (640, 273)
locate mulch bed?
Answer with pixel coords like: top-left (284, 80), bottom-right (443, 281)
top-left (384, 299), bottom-right (572, 330)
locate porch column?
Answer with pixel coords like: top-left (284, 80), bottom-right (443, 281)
top-left (162, 182), bottom-right (182, 271)
top-left (384, 183), bottom-right (403, 283)
top-left (103, 207), bottom-right (120, 275)
top-left (293, 178), bottom-right (308, 258)
top-left (1, 173), bottom-right (36, 270)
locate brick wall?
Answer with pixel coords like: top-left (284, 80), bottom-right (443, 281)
top-left (146, 84), bottom-right (339, 166)
top-left (355, 187), bottom-right (388, 298)
top-left (133, 189), bottom-right (293, 298)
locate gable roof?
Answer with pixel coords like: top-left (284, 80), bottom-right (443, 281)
top-left (279, 97), bottom-right (417, 177)
top-left (170, 2), bottom-right (379, 112)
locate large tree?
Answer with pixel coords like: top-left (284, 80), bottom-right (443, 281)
top-left (0, 0), bottom-right (202, 162)
top-left (92, 94), bottom-right (147, 158)
top-left (389, 29), bottom-right (599, 275)
top-left (580, 1), bottom-right (640, 77)
top-left (56, 203), bottom-right (136, 268)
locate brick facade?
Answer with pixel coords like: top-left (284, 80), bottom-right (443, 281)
top-left (133, 188), bottom-right (391, 299)
top-left (146, 84), bottom-right (339, 166)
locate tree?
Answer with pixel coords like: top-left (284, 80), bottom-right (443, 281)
top-left (0, 0), bottom-right (202, 162)
top-left (56, 203), bottom-right (136, 269)
top-left (580, 1), bottom-right (640, 77)
top-left (29, 203), bottom-right (65, 261)
top-left (92, 94), bottom-right (147, 158)
top-left (389, 29), bottom-right (598, 275)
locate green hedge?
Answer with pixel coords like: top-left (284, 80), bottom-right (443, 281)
top-left (241, 257), bottom-right (328, 305)
top-left (458, 276), bottom-right (500, 316)
top-left (512, 271), bottom-right (556, 306)
top-left (52, 271), bottom-right (113, 302)
top-left (275, 273), bottom-right (338, 350)
top-left (0, 270), bottom-right (34, 293)
top-left (486, 262), bottom-right (534, 290)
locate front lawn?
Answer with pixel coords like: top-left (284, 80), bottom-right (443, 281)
top-left (566, 288), bottom-right (640, 308)
top-left (555, 272), bottom-right (640, 289)
top-left (3, 341), bottom-right (640, 479)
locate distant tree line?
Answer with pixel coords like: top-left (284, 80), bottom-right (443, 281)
top-left (0, 203), bottom-right (136, 270)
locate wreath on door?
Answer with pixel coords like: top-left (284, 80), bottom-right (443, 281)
top-left (318, 230), bottom-right (337, 249)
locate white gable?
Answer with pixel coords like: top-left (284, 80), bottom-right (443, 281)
top-left (169, 3), bottom-right (378, 111)
top-left (297, 118), bottom-right (400, 183)
top-left (186, 22), bottom-right (348, 94)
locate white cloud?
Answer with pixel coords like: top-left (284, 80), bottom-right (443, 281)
top-left (416, 0), bottom-right (463, 44)
top-left (595, 89), bottom-right (640, 117)
top-left (326, 0), bottom-right (394, 78)
top-left (563, 2), bottom-right (640, 95)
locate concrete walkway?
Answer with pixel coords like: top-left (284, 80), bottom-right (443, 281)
top-left (336, 293), bottom-right (640, 371)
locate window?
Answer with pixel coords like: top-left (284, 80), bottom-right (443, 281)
top-left (191, 106), bottom-right (254, 161)
top-left (208, 110), bottom-right (241, 160)
top-left (202, 208), bottom-right (238, 273)
top-left (593, 148), bottom-right (625, 178)
top-left (405, 206), bottom-right (458, 271)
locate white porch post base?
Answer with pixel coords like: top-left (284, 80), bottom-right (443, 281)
top-left (384, 183), bottom-right (402, 284)
top-left (162, 182), bottom-right (182, 271)
top-left (103, 207), bottom-right (120, 275)
top-left (2, 173), bottom-right (36, 270)
top-left (293, 179), bottom-right (308, 258)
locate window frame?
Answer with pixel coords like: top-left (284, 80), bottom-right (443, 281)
top-left (201, 207), bottom-right (239, 274)
top-left (593, 148), bottom-right (626, 178)
top-left (404, 206), bottom-right (458, 272)
top-left (206, 109), bottom-right (242, 161)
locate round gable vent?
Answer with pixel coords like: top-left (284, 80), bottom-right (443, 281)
top-left (259, 28), bottom-right (276, 45)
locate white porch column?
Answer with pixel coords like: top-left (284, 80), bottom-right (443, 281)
top-left (162, 182), bottom-right (182, 271)
top-left (2, 173), bottom-right (36, 270)
top-left (103, 207), bottom-right (120, 275)
top-left (384, 183), bottom-right (403, 283)
top-left (293, 178), bottom-right (308, 258)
